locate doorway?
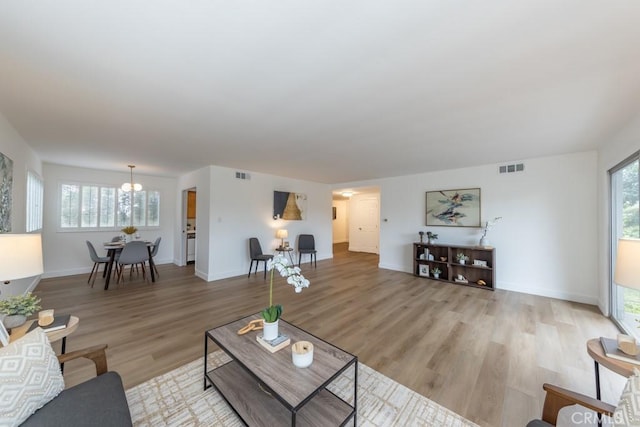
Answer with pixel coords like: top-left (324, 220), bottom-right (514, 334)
top-left (183, 188), bottom-right (197, 265)
top-left (332, 187), bottom-right (380, 255)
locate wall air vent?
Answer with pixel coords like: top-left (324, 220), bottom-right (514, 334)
top-left (498, 163), bottom-right (525, 174)
top-left (235, 171), bottom-right (251, 180)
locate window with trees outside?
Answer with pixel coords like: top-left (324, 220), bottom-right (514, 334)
top-left (59, 183), bottom-right (160, 230)
top-left (611, 155), bottom-right (639, 336)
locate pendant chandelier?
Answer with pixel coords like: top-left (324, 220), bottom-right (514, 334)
top-left (121, 165), bottom-right (142, 192)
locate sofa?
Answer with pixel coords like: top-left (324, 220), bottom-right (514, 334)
top-left (0, 328), bottom-right (132, 427)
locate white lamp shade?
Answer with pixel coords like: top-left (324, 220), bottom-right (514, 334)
top-left (615, 238), bottom-right (640, 290)
top-left (0, 234), bottom-right (43, 282)
top-left (121, 182), bottom-right (142, 192)
top-left (276, 229), bottom-right (288, 239)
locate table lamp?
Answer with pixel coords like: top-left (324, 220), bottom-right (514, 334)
top-left (0, 234), bottom-right (43, 286)
top-left (276, 229), bottom-right (288, 249)
top-left (614, 238), bottom-right (640, 355)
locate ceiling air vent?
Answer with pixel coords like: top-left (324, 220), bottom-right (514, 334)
top-left (235, 171), bottom-right (251, 180)
top-left (498, 163), bottom-right (524, 174)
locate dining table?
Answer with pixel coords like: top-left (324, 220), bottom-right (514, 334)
top-left (102, 240), bottom-right (156, 290)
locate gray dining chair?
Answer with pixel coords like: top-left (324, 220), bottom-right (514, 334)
top-left (297, 234), bottom-right (317, 267)
top-left (86, 241), bottom-right (110, 287)
top-left (116, 241), bottom-right (150, 284)
top-left (148, 237), bottom-right (161, 277)
top-left (248, 238), bottom-right (273, 279)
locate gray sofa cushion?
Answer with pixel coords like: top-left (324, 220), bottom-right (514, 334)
top-left (21, 372), bottom-right (132, 427)
top-left (526, 420), bottom-right (553, 427)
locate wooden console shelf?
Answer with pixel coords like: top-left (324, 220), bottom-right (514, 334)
top-left (413, 243), bottom-right (495, 291)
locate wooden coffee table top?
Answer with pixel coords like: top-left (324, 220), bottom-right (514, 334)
top-left (207, 313), bottom-right (356, 408)
top-left (587, 337), bottom-right (635, 378)
top-left (10, 316), bottom-right (79, 344)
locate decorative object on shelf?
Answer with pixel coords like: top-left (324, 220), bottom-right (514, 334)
top-left (426, 231), bottom-right (438, 244)
top-left (473, 259), bottom-right (488, 267)
top-left (477, 279), bottom-right (487, 286)
top-left (0, 292), bottom-right (41, 329)
top-left (292, 341), bottom-right (314, 368)
top-left (418, 231), bottom-right (425, 243)
top-left (454, 274), bottom-right (468, 284)
top-left (428, 254), bottom-right (434, 261)
top-left (426, 188), bottom-right (481, 227)
top-left (479, 216), bottom-right (502, 247)
top-left (455, 252), bottom-right (469, 265)
top-left (418, 265), bottom-right (430, 277)
top-left (431, 267), bottom-right (441, 279)
top-left (261, 254), bottom-right (310, 340)
top-left (440, 257), bottom-right (447, 262)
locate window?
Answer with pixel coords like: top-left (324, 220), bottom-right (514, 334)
top-left (59, 182), bottom-right (160, 230)
top-left (26, 171), bottom-right (43, 232)
top-left (610, 154), bottom-right (640, 336)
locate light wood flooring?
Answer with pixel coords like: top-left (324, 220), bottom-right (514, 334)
top-left (34, 243), bottom-right (624, 427)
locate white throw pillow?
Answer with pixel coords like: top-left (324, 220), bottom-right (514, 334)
top-left (0, 327), bottom-right (65, 427)
top-left (614, 368), bottom-right (640, 427)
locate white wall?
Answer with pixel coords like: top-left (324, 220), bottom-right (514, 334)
top-left (0, 113), bottom-right (42, 296)
top-left (597, 114), bottom-right (640, 315)
top-left (41, 164), bottom-right (177, 278)
top-left (332, 200), bottom-right (349, 243)
top-left (336, 151), bottom-right (599, 304)
top-left (203, 165), bottom-right (333, 281)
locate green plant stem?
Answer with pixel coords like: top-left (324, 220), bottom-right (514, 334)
top-left (269, 268), bottom-right (274, 308)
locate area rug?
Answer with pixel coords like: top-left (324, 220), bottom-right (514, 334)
top-left (126, 350), bottom-right (478, 426)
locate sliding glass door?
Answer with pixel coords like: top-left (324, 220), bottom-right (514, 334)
top-left (611, 155), bottom-right (640, 335)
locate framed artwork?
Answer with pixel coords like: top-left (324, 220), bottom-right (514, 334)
top-left (418, 264), bottom-right (430, 277)
top-left (0, 152), bottom-right (13, 232)
top-left (426, 188), bottom-right (481, 227)
top-left (273, 191), bottom-right (307, 220)
top-left (332, 207), bottom-right (337, 220)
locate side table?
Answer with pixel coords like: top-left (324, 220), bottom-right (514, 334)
top-left (10, 316), bottom-right (80, 373)
top-left (275, 246), bottom-right (295, 265)
top-left (586, 338), bottom-right (635, 400)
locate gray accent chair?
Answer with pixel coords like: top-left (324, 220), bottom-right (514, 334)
top-left (527, 383), bottom-right (615, 426)
top-left (86, 241), bottom-right (110, 287)
top-left (297, 234), bottom-right (317, 267)
top-left (248, 238), bottom-right (273, 279)
top-left (21, 345), bottom-right (132, 426)
top-left (116, 241), bottom-right (149, 284)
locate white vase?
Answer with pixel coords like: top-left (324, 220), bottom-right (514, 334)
top-left (263, 319), bottom-right (279, 341)
top-left (433, 273), bottom-right (440, 279)
top-left (459, 259), bottom-right (466, 265)
top-left (479, 237), bottom-right (489, 247)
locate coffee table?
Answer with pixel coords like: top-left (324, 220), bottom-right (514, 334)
top-left (204, 313), bottom-right (357, 426)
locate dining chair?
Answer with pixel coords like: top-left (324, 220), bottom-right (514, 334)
top-left (86, 241), bottom-right (110, 287)
top-left (148, 237), bottom-right (161, 277)
top-left (248, 238), bottom-right (273, 279)
top-left (297, 234), bottom-right (317, 267)
top-left (116, 241), bottom-right (150, 285)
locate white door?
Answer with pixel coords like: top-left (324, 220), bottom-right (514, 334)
top-left (348, 194), bottom-right (379, 254)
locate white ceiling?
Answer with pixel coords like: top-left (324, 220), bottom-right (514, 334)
top-left (1, 1), bottom-right (639, 183)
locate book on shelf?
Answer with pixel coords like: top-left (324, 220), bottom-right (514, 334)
top-left (256, 333), bottom-right (291, 353)
top-left (600, 337), bottom-right (640, 365)
top-left (28, 314), bottom-right (71, 333)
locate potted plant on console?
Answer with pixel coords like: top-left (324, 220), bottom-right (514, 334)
top-left (456, 252), bottom-right (469, 265)
top-left (426, 232), bottom-right (438, 244)
top-left (0, 292), bottom-right (41, 329)
top-left (262, 255), bottom-right (310, 341)
top-left (121, 226), bottom-right (138, 243)
top-left (431, 267), bottom-right (441, 279)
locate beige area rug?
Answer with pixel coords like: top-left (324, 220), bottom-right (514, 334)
top-left (126, 350), bottom-right (478, 426)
